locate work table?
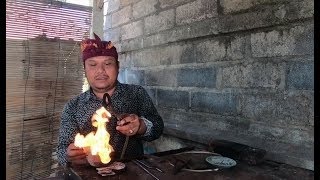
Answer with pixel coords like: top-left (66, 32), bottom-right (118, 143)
top-left (65, 150), bottom-right (314, 180)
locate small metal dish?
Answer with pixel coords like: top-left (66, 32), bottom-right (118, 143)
top-left (205, 156), bottom-right (237, 169)
top-left (173, 150), bottom-right (222, 172)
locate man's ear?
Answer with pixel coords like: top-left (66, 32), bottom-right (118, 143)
top-left (83, 62), bottom-right (87, 76)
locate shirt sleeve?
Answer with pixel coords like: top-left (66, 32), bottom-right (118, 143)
top-left (137, 87), bottom-right (164, 141)
top-left (57, 101), bottom-right (79, 166)
top-left (140, 116), bottom-right (153, 137)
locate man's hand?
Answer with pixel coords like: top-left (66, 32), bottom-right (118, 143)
top-left (66, 143), bottom-right (88, 166)
top-left (116, 114), bottom-right (146, 136)
top-left (87, 153), bottom-right (104, 167)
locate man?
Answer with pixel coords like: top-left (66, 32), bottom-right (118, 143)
top-left (57, 33), bottom-right (164, 167)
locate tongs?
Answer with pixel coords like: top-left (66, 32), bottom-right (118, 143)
top-left (102, 92), bottom-right (129, 160)
top-left (102, 92), bottom-right (118, 119)
top-left (135, 159), bottom-right (163, 172)
top-left (132, 159), bottom-right (163, 180)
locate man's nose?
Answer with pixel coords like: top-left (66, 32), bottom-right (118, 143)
top-left (96, 64), bottom-right (105, 72)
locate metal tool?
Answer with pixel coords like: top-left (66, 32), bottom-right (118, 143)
top-left (102, 92), bottom-right (115, 116)
top-left (102, 92), bottom-right (129, 160)
top-left (132, 160), bottom-right (159, 180)
top-left (152, 146), bottom-right (195, 157)
top-left (173, 158), bottom-right (190, 175)
top-left (135, 159), bottom-right (163, 173)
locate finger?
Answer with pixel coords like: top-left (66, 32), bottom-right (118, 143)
top-left (128, 129), bottom-right (134, 135)
top-left (117, 118), bottom-right (132, 126)
top-left (68, 143), bottom-right (81, 149)
top-left (117, 114), bottom-right (138, 125)
top-left (67, 154), bottom-right (87, 162)
top-left (116, 119), bottom-right (126, 126)
top-left (116, 116), bottom-right (139, 128)
top-left (68, 153), bottom-right (87, 159)
top-left (116, 125), bottom-right (136, 136)
top-left (70, 158), bottom-right (89, 166)
top-left (116, 124), bottom-right (129, 132)
top-left (68, 143), bottom-right (85, 152)
top-left (67, 149), bottom-right (86, 157)
top-left (127, 114), bottom-right (138, 121)
top-left (117, 113), bottom-right (130, 120)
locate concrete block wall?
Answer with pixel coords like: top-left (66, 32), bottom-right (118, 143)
top-left (103, 0), bottom-right (314, 170)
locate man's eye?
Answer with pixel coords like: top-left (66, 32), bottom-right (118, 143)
top-left (105, 62), bottom-right (112, 65)
top-left (89, 64), bottom-right (96, 66)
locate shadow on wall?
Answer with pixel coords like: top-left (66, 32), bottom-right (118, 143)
top-left (143, 134), bottom-right (207, 154)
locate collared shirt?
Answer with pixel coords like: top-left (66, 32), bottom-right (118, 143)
top-left (57, 82), bottom-right (164, 166)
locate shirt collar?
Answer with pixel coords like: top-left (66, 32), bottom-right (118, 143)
top-left (84, 81), bottom-right (123, 102)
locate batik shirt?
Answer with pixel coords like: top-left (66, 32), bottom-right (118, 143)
top-left (57, 82), bottom-right (164, 166)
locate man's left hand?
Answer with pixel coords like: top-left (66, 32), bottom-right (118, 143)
top-left (116, 114), bottom-right (146, 136)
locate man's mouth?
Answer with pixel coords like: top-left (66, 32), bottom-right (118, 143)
top-left (95, 76), bottom-right (108, 80)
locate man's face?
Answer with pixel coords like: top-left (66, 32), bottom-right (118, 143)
top-left (84, 56), bottom-right (119, 92)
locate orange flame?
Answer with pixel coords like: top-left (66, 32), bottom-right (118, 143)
top-left (74, 107), bottom-right (113, 164)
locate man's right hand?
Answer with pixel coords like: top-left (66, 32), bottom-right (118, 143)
top-left (66, 143), bottom-right (88, 166)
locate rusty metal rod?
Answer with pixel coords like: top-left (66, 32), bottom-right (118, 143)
top-left (120, 136), bottom-right (129, 160)
top-left (132, 160), bottom-right (159, 180)
top-left (135, 159), bottom-right (163, 173)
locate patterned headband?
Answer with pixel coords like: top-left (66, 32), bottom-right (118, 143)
top-left (80, 33), bottom-right (118, 61)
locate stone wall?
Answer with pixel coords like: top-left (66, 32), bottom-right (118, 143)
top-left (103, 0), bottom-right (314, 170)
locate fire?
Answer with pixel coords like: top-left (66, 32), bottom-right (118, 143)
top-left (74, 106), bottom-right (114, 164)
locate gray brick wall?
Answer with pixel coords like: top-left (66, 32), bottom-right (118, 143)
top-left (126, 69), bottom-right (145, 85)
top-left (120, 20), bottom-right (143, 40)
top-left (177, 67), bottom-right (216, 88)
top-left (239, 91), bottom-right (314, 127)
top-left (144, 9), bottom-right (175, 35)
top-left (176, 0), bottom-right (218, 25)
top-left (221, 62), bottom-right (284, 89)
top-left (159, 0), bottom-right (193, 8)
top-left (191, 92), bottom-right (238, 115)
top-left (158, 89), bottom-right (189, 110)
top-left (251, 24), bottom-right (314, 57)
top-left (132, 0), bottom-right (157, 19)
top-left (119, 0), bottom-right (140, 7)
top-left (107, 0), bottom-right (120, 13)
top-left (104, 27), bottom-right (120, 43)
top-left (104, 0), bottom-right (314, 170)
top-left (221, 0), bottom-right (266, 14)
top-left (145, 69), bottom-right (177, 87)
top-left (111, 6), bottom-right (131, 27)
top-left (286, 62), bottom-right (314, 90)
top-left (195, 39), bottom-right (226, 62)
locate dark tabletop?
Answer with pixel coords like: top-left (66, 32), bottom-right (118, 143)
top-left (66, 151), bottom-right (314, 180)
